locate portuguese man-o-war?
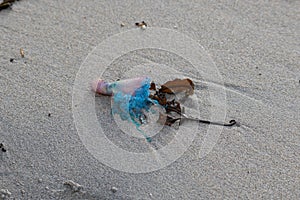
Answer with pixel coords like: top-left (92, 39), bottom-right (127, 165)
top-left (92, 77), bottom-right (158, 142)
top-left (92, 76), bottom-right (237, 142)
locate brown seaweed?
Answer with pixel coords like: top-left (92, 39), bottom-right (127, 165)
top-left (149, 78), bottom-right (195, 126)
top-left (159, 78), bottom-right (194, 95)
top-left (149, 82), bottom-right (156, 90)
top-left (149, 78), bottom-right (236, 127)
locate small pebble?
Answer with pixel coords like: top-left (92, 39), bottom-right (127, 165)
top-left (111, 186), bottom-right (118, 193)
top-left (135, 21), bottom-right (147, 29)
top-left (0, 189), bottom-right (11, 198)
top-left (258, 73), bottom-right (262, 76)
top-left (10, 58), bottom-right (14, 62)
top-left (16, 181), bottom-right (24, 186)
top-left (64, 180), bottom-right (83, 192)
top-left (21, 189), bottom-right (25, 195)
top-left (20, 48), bottom-right (25, 58)
top-left (45, 186), bottom-right (49, 190)
top-left (0, 143), bottom-right (6, 152)
top-left (174, 25), bottom-right (177, 29)
top-left (48, 113), bottom-right (51, 117)
top-left (38, 178), bottom-right (42, 183)
top-left (120, 23), bottom-right (125, 27)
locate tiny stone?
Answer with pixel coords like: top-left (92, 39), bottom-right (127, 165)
top-left (21, 189), bottom-right (25, 194)
top-left (141, 24), bottom-right (146, 30)
top-left (10, 58), bottom-right (14, 62)
top-left (48, 113), bottom-right (51, 117)
top-left (45, 186), bottom-right (49, 190)
top-left (17, 181), bottom-right (24, 186)
top-left (0, 189), bottom-right (12, 198)
top-left (111, 186), bottom-right (117, 193)
top-left (20, 48), bottom-right (25, 58)
top-left (38, 178), bottom-right (42, 183)
top-left (258, 73), bottom-right (262, 75)
top-left (64, 180), bottom-right (83, 192)
top-left (174, 25), bottom-right (177, 29)
top-left (149, 192), bottom-right (153, 197)
top-left (120, 23), bottom-right (125, 27)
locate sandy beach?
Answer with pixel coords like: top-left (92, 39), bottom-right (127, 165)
top-left (1, 0), bottom-right (300, 199)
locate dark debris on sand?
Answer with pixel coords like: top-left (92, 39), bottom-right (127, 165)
top-left (0, 0), bottom-right (20, 11)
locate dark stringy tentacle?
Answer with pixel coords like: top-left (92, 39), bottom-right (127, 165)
top-left (165, 106), bottom-right (236, 127)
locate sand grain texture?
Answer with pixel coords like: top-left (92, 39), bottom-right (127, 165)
top-left (0, 0), bottom-right (300, 199)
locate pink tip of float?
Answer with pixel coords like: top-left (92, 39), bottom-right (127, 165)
top-left (91, 79), bottom-right (101, 92)
top-left (91, 79), bottom-right (112, 96)
top-left (92, 76), bottom-right (149, 96)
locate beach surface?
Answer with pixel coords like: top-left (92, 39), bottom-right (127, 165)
top-left (1, 0), bottom-right (300, 199)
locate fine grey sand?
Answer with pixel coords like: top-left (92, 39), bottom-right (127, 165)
top-left (1, 0), bottom-right (300, 199)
